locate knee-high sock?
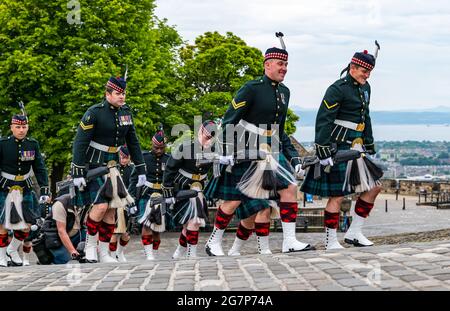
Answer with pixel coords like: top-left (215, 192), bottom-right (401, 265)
top-left (98, 222), bottom-right (115, 243)
top-left (236, 222), bottom-right (253, 241)
top-left (279, 202), bottom-right (298, 223)
top-left (324, 211), bottom-right (340, 229)
top-left (355, 198), bottom-right (374, 218)
top-left (214, 206), bottom-right (234, 229)
top-left (186, 229), bottom-right (199, 245)
top-left (255, 222), bottom-right (270, 237)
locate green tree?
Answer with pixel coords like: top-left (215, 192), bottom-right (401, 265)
top-left (0, 0), bottom-right (183, 192)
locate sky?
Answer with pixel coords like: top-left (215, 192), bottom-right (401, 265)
top-left (154, 0), bottom-right (450, 112)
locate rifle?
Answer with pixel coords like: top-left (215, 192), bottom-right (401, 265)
top-left (57, 166), bottom-right (110, 195)
top-left (300, 149), bottom-right (363, 180)
top-left (148, 189), bottom-right (198, 215)
top-left (195, 149), bottom-right (268, 166)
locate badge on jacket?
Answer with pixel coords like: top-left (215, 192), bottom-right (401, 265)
top-left (119, 115), bottom-right (133, 126)
top-left (21, 150), bottom-right (35, 161)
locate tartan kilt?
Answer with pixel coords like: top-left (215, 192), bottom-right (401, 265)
top-left (137, 188), bottom-right (162, 220)
top-left (0, 189), bottom-right (40, 225)
top-left (300, 132), bottom-right (363, 197)
top-left (235, 199), bottom-right (270, 220)
top-left (169, 194), bottom-right (209, 226)
top-left (205, 153), bottom-right (293, 201)
top-left (71, 153), bottom-right (119, 207)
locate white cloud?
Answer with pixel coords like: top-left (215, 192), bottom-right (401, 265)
top-left (155, 0), bottom-right (450, 111)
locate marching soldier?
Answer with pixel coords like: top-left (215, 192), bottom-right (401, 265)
top-left (109, 146), bottom-right (135, 262)
top-left (205, 33), bottom-right (314, 256)
top-left (130, 129), bottom-right (169, 260)
top-left (71, 75), bottom-right (147, 263)
top-left (301, 43), bottom-right (383, 249)
top-left (165, 120), bottom-right (217, 259)
top-left (0, 112), bottom-right (50, 267)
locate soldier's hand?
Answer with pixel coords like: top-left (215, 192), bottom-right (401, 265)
top-left (294, 164), bottom-right (305, 178)
top-left (319, 157), bottom-right (334, 167)
top-left (38, 195), bottom-right (50, 204)
top-left (73, 177), bottom-right (87, 189)
top-left (136, 174), bottom-right (147, 187)
top-left (219, 155), bottom-right (234, 166)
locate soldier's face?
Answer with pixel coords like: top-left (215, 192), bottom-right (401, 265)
top-left (119, 155), bottom-right (130, 165)
top-left (197, 130), bottom-right (213, 148)
top-left (152, 145), bottom-right (166, 157)
top-left (10, 124), bottom-right (29, 140)
top-left (106, 90), bottom-right (126, 107)
top-left (264, 59), bottom-right (288, 82)
top-left (350, 64), bottom-right (371, 85)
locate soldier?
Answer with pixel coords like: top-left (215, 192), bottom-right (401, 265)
top-left (70, 75), bottom-right (147, 263)
top-left (109, 146), bottom-right (134, 262)
top-left (301, 44), bottom-right (383, 249)
top-left (130, 129), bottom-right (169, 260)
top-left (166, 120), bottom-right (217, 259)
top-left (0, 112), bottom-right (50, 267)
top-left (204, 33), bottom-right (314, 256)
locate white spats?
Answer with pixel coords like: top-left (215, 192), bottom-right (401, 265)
top-left (172, 244), bottom-right (187, 259)
top-left (257, 236), bottom-right (272, 255)
top-left (325, 227), bottom-right (344, 250)
top-left (205, 227), bottom-right (225, 256)
top-left (143, 244), bottom-right (155, 260)
top-left (6, 237), bottom-right (23, 266)
top-left (228, 237), bottom-right (244, 256)
top-left (186, 244), bottom-right (197, 258)
top-left (0, 248), bottom-right (8, 267)
top-left (344, 214), bottom-right (374, 247)
top-left (22, 251), bottom-right (30, 266)
top-left (84, 233), bottom-right (99, 263)
top-left (281, 222), bottom-right (313, 252)
top-left (116, 243), bottom-right (127, 263)
top-left (98, 241), bottom-right (118, 263)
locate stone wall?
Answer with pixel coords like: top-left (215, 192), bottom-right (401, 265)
top-left (380, 179), bottom-right (450, 195)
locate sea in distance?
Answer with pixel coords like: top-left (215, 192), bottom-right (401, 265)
top-left (294, 124), bottom-right (450, 143)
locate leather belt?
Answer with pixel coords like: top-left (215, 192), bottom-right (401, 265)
top-left (89, 141), bottom-right (121, 153)
top-left (178, 169), bottom-right (207, 181)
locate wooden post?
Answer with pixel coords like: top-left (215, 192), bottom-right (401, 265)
top-left (385, 200), bottom-right (388, 213)
top-left (403, 197), bottom-right (406, 210)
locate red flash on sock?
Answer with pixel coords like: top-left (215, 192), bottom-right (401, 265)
top-left (355, 198), bottom-right (374, 218)
top-left (215, 206), bottom-right (234, 229)
top-left (324, 211), bottom-right (340, 229)
top-left (236, 222), bottom-right (253, 241)
top-left (255, 222), bottom-right (270, 237)
top-left (279, 202), bottom-right (298, 223)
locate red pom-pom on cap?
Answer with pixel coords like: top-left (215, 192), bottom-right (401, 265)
top-left (363, 50), bottom-right (368, 54)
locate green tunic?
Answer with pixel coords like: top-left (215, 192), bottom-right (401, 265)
top-left (0, 136), bottom-right (49, 194)
top-left (221, 75), bottom-right (300, 166)
top-left (314, 73), bottom-right (374, 159)
top-left (70, 99), bottom-right (146, 177)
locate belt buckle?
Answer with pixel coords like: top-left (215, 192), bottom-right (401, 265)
top-left (192, 173), bottom-right (201, 181)
top-left (15, 175), bottom-right (24, 181)
top-left (356, 123), bottom-right (365, 132)
top-left (153, 183), bottom-right (161, 190)
top-left (108, 146), bottom-right (118, 153)
top-left (107, 160), bottom-right (117, 168)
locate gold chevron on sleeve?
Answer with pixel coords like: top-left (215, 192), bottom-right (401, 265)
top-left (231, 99), bottom-right (246, 110)
top-left (323, 99), bottom-right (338, 109)
top-left (80, 121), bottom-right (94, 131)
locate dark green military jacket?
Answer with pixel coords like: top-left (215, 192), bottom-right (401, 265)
top-left (128, 151), bottom-right (169, 197)
top-left (71, 99), bottom-right (146, 177)
top-left (221, 75), bottom-right (300, 166)
top-left (0, 135), bottom-right (49, 194)
top-left (119, 163), bottom-right (135, 189)
top-left (163, 139), bottom-right (213, 190)
top-left (314, 73), bottom-right (374, 159)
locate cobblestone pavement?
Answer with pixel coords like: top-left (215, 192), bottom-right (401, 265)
top-left (1, 194), bottom-right (449, 291)
top-left (2, 238), bottom-right (450, 291)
